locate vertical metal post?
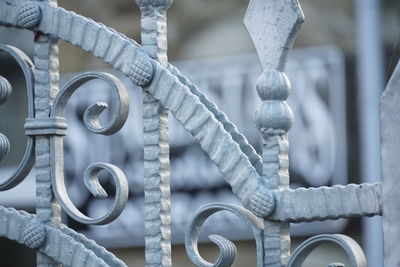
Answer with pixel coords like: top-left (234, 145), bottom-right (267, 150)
top-left (33, 0), bottom-right (61, 266)
top-left (135, 0), bottom-right (172, 266)
top-left (355, 0), bottom-right (384, 266)
top-left (255, 71), bottom-right (292, 266)
top-left (244, 1), bottom-right (304, 265)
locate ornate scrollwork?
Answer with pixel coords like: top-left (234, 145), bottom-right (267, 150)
top-left (185, 203), bottom-right (265, 267)
top-left (0, 44), bottom-right (35, 191)
top-left (287, 234), bottom-right (367, 267)
top-left (48, 72), bottom-right (130, 225)
top-left (52, 72), bottom-right (129, 135)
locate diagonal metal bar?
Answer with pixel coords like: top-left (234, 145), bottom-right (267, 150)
top-left (381, 58), bottom-right (400, 267)
top-left (270, 183), bottom-right (382, 222)
top-left (167, 64), bottom-right (263, 175)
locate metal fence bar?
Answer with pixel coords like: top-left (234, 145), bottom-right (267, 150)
top-left (136, 0), bottom-right (173, 266)
top-left (244, 1), bottom-right (304, 265)
top-left (31, 0), bottom-right (61, 266)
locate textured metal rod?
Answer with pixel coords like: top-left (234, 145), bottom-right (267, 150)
top-left (271, 183), bottom-right (382, 222)
top-left (32, 0), bottom-right (61, 266)
top-left (136, 1), bottom-right (172, 266)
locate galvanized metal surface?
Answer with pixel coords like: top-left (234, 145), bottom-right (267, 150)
top-left (0, 0), bottom-right (396, 266)
top-left (381, 59), bottom-right (400, 267)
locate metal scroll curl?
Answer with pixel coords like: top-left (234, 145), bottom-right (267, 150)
top-left (0, 44), bottom-right (35, 191)
top-left (50, 72), bottom-right (130, 225)
top-left (287, 234), bottom-right (367, 267)
top-left (185, 203), bottom-right (265, 267)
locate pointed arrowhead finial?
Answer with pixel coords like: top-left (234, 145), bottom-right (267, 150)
top-left (244, 0), bottom-right (304, 71)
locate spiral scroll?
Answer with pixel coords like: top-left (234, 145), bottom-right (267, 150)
top-left (0, 45), bottom-right (35, 191)
top-left (287, 234), bottom-right (367, 267)
top-left (185, 204), bottom-right (265, 267)
top-left (52, 72), bottom-right (129, 135)
top-left (49, 72), bottom-right (130, 225)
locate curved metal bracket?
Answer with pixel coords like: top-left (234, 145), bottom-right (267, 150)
top-left (0, 44), bottom-right (35, 191)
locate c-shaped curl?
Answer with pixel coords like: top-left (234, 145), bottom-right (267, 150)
top-left (185, 203), bottom-right (265, 267)
top-left (287, 234), bottom-right (367, 267)
top-left (0, 45), bottom-right (35, 191)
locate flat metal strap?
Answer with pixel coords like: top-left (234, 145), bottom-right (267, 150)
top-left (24, 117), bottom-right (68, 136)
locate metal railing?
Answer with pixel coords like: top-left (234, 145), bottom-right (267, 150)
top-left (0, 0), bottom-right (397, 266)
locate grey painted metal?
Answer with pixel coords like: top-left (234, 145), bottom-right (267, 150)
top-left (381, 59), bottom-right (400, 267)
top-left (0, 0), bottom-right (395, 266)
top-left (355, 0), bottom-right (385, 265)
top-left (135, 0), bottom-right (173, 265)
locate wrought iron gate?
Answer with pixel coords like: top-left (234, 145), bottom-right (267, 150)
top-left (0, 0), bottom-right (397, 266)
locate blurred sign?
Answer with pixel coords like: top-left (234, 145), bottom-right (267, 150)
top-left (30, 46), bottom-right (348, 247)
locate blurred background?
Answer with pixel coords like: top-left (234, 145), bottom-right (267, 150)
top-left (0, 0), bottom-right (399, 266)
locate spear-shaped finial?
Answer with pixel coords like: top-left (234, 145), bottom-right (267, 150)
top-left (244, 0), bottom-right (304, 71)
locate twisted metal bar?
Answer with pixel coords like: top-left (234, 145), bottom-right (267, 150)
top-left (49, 72), bottom-right (129, 225)
top-left (287, 234), bottom-right (367, 267)
top-left (0, 44), bottom-right (35, 191)
top-left (185, 204), bottom-right (265, 267)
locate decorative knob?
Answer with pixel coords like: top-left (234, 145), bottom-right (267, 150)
top-left (22, 220), bottom-right (47, 249)
top-left (246, 181), bottom-right (275, 218)
top-left (0, 133), bottom-right (10, 162)
top-left (129, 58), bottom-right (154, 87)
top-left (255, 70), bottom-right (293, 137)
top-left (0, 75), bottom-right (12, 105)
top-left (17, 3), bottom-right (42, 29)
